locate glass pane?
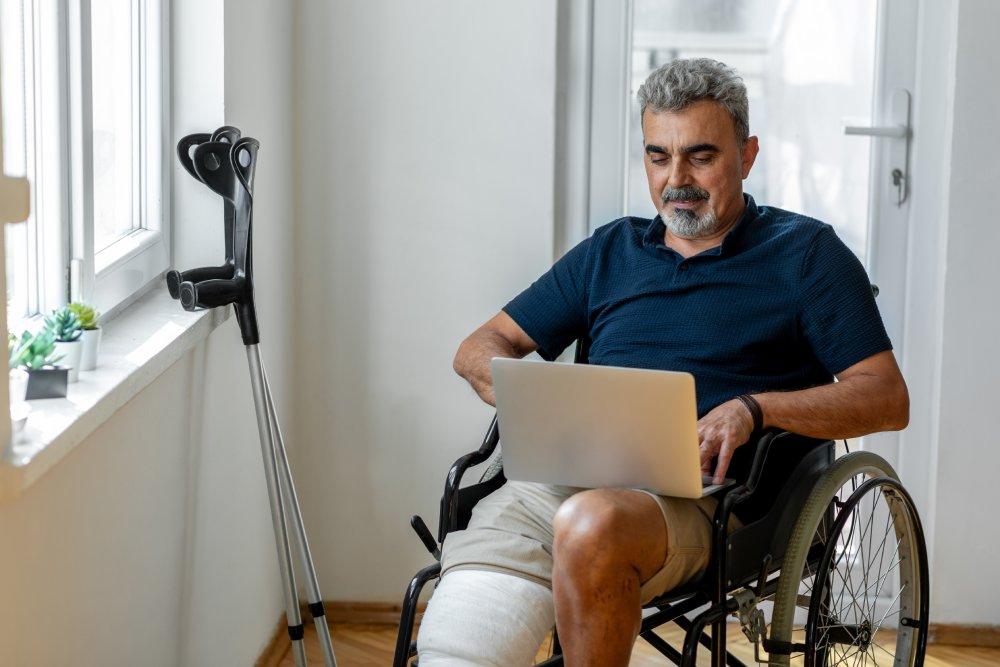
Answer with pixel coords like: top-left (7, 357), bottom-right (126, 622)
top-left (628, 0), bottom-right (877, 262)
top-left (90, 0), bottom-right (136, 253)
top-left (2, 0), bottom-right (33, 321)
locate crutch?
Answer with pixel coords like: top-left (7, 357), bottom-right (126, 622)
top-left (168, 128), bottom-right (337, 666)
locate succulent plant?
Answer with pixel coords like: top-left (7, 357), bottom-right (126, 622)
top-left (9, 329), bottom-right (63, 371)
top-left (9, 332), bottom-right (25, 369)
top-left (44, 306), bottom-right (82, 342)
top-left (68, 301), bottom-right (101, 330)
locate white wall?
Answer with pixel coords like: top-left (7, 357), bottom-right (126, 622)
top-left (0, 1), bottom-right (296, 664)
top-left (290, 0), bottom-right (1000, 629)
top-left (291, 0), bottom-right (558, 601)
top-left (924, 0), bottom-right (1000, 626)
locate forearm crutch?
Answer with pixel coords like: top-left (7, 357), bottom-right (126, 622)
top-left (169, 127), bottom-right (337, 667)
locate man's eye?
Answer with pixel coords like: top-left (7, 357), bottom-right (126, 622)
top-left (692, 156), bottom-right (713, 165)
top-left (650, 157), bottom-right (667, 165)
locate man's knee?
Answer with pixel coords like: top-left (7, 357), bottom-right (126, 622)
top-left (553, 490), bottom-right (630, 565)
top-left (552, 489), bottom-right (667, 582)
top-left (417, 570), bottom-right (554, 667)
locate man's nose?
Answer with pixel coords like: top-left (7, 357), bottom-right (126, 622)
top-left (666, 159), bottom-right (693, 189)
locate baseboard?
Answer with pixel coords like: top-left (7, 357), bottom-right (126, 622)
top-left (255, 616), bottom-right (288, 667)
top-left (255, 600), bottom-right (427, 666)
top-left (928, 623), bottom-right (1000, 647)
top-left (325, 600), bottom-right (426, 625)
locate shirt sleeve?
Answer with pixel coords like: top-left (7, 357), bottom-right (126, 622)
top-left (798, 225), bottom-right (893, 374)
top-left (502, 236), bottom-right (592, 361)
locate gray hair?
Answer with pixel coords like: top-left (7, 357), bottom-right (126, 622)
top-left (637, 58), bottom-right (749, 146)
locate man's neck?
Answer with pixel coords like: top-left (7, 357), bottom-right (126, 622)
top-left (663, 196), bottom-right (746, 259)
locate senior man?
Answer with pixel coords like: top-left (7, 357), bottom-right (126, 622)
top-left (417, 58), bottom-right (909, 666)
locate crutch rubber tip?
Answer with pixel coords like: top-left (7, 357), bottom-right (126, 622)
top-left (166, 270), bottom-right (182, 299)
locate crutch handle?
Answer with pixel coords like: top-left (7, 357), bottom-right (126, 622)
top-left (179, 276), bottom-right (246, 311)
top-left (167, 264), bottom-right (235, 299)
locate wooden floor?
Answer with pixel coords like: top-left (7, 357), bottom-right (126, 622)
top-left (272, 622), bottom-right (1000, 666)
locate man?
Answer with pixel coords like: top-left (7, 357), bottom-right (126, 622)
top-left (417, 58), bottom-right (908, 666)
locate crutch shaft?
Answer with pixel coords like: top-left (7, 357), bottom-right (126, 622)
top-left (262, 363), bottom-right (337, 666)
top-left (247, 344), bottom-right (307, 666)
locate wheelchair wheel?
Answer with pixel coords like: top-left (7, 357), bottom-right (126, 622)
top-left (767, 451), bottom-right (929, 666)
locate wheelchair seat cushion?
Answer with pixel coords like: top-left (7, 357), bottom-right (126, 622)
top-left (440, 480), bottom-right (740, 604)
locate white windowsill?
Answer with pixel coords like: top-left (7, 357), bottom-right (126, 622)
top-left (0, 284), bottom-right (230, 501)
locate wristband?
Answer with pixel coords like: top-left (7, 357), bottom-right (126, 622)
top-left (736, 394), bottom-right (764, 432)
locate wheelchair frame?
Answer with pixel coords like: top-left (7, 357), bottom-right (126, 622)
top-left (393, 341), bottom-right (929, 666)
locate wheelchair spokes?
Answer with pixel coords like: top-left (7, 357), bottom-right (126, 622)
top-left (802, 477), bottom-right (924, 666)
top-left (768, 452), bottom-right (928, 667)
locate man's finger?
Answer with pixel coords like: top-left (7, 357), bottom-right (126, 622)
top-left (700, 448), bottom-right (712, 471)
top-left (713, 442), bottom-right (735, 484)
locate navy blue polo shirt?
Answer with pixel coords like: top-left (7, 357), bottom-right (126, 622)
top-left (503, 194), bottom-right (892, 417)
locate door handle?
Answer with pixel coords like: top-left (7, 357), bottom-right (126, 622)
top-left (844, 88), bottom-right (912, 207)
top-left (844, 124), bottom-right (909, 138)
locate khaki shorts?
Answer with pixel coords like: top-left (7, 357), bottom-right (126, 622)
top-left (440, 481), bottom-right (741, 604)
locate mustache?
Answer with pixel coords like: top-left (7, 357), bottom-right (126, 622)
top-left (661, 186), bottom-right (710, 204)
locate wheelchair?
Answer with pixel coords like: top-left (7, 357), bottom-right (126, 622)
top-left (394, 339), bottom-right (929, 666)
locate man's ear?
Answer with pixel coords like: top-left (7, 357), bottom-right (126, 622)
top-left (741, 136), bottom-right (760, 179)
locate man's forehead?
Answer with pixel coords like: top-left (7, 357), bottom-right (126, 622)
top-left (641, 100), bottom-right (736, 147)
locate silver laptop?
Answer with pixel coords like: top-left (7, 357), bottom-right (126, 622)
top-left (491, 357), bottom-right (733, 498)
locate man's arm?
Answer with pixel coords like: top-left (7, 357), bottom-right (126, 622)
top-left (753, 349), bottom-right (909, 438)
top-left (453, 311), bottom-right (539, 407)
top-left (699, 350), bottom-right (909, 483)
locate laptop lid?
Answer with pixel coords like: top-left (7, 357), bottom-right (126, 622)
top-left (491, 357), bottom-right (710, 499)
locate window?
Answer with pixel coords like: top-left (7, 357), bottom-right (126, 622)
top-left (1, 0), bottom-right (166, 333)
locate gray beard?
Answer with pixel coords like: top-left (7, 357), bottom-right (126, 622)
top-left (663, 207), bottom-right (720, 238)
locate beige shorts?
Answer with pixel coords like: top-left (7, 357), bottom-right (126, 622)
top-left (440, 481), bottom-right (741, 604)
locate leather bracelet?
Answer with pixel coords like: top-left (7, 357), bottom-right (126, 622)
top-left (736, 394), bottom-right (764, 432)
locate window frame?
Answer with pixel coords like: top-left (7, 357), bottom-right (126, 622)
top-left (67, 0), bottom-right (169, 320)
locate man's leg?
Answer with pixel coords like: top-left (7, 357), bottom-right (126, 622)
top-left (417, 569), bottom-right (555, 666)
top-left (551, 488), bottom-right (669, 667)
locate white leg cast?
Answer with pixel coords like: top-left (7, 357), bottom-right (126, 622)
top-left (417, 570), bottom-right (555, 667)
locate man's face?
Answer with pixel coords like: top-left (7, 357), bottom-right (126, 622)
top-left (642, 99), bottom-right (759, 239)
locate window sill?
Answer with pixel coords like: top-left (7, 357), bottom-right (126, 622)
top-left (0, 284), bottom-right (230, 501)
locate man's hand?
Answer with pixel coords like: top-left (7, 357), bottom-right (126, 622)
top-left (697, 398), bottom-right (755, 483)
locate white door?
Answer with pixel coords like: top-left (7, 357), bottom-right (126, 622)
top-left (587, 0), bottom-right (918, 468)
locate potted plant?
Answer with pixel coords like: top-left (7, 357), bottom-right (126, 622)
top-left (10, 329), bottom-right (68, 399)
top-left (9, 333), bottom-right (28, 401)
top-left (44, 306), bottom-right (82, 382)
top-left (69, 301), bottom-right (102, 371)
top-left (8, 334), bottom-right (31, 430)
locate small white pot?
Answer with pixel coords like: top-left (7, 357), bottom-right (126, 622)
top-left (79, 327), bottom-right (102, 371)
top-left (9, 368), bottom-right (28, 402)
top-left (54, 340), bottom-right (83, 382)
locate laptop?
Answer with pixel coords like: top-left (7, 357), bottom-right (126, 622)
top-left (490, 357), bottom-right (734, 499)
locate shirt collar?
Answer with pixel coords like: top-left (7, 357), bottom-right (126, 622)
top-left (642, 193), bottom-right (759, 256)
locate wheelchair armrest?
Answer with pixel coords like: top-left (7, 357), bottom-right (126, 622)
top-left (737, 428), bottom-right (789, 497)
top-left (706, 429), bottom-right (789, 603)
top-left (438, 414), bottom-right (500, 543)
